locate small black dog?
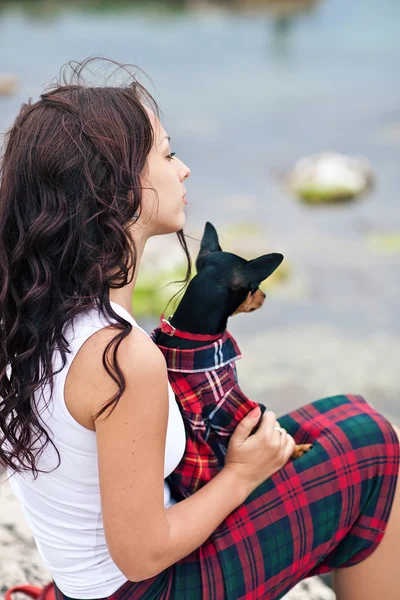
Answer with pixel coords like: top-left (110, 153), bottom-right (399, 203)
top-left (157, 221), bottom-right (283, 347)
top-left (151, 221), bottom-right (311, 500)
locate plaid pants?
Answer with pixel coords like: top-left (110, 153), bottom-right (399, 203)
top-left (54, 394), bottom-right (399, 600)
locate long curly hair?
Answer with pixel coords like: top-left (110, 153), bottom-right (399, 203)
top-left (0, 58), bottom-right (192, 477)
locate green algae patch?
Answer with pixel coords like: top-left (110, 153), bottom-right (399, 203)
top-left (133, 263), bottom-right (195, 319)
top-left (297, 186), bottom-right (362, 205)
top-left (260, 262), bottom-right (290, 291)
top-left (366, 233), bottom-right (400, 253)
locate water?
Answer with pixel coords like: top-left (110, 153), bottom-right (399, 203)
top-left (0, 0), bottom-right (399, 413)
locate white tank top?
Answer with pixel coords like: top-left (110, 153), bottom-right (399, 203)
top-left (5, 301), bottom-right (186, 598)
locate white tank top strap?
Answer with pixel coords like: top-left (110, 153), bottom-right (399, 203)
top-left (51, 301), bottom-right (143, 433)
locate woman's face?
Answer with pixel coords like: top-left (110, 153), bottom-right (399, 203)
top-left (137, 108), bottom-right (191, 237)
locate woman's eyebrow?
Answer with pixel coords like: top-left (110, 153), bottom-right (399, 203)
top-left (161, 135), bottom-right (170, 144)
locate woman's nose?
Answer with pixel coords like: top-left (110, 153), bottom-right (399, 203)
top-left (179, 159), bottom-right (191, 180)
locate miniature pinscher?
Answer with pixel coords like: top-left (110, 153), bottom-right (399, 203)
top-left (151, 222), bottom-right (312, 499)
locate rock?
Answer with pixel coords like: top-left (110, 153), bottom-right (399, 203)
top-left (283, 578), bottom-right (335, 599)
top-left (284, 151), bottom-right (375, 204)
top-left (0, 74), bottom-right (19, 96)
top-left (282, 576), bottom-right (336, 599)
top-left (0, 472), bottom-right (52, 594)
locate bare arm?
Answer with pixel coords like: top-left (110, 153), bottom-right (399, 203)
top-left (88, 326), bottom-right (249, 583)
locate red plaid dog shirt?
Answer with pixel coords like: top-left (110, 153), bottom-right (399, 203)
top-left (150, 326), bottom-right (267, 501)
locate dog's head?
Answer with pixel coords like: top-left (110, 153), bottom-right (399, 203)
top-left (194, 221), bottom-right (284, 316)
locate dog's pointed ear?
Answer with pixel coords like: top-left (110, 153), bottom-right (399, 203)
top-left (196, 222), bottom-right (222, 271)
top-left (246, 253), bottom-right (284, 285)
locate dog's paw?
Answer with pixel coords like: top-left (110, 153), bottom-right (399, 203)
top-left (291, 444), bottom-right (313, 459)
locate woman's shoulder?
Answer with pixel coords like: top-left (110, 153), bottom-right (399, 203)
top-left (65, 318), bottom-right (166, 430)
top-left (71, 316), bottom-right (164, 387)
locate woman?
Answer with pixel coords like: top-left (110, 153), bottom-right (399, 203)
top-left (1, 58), bottom-right (399, 600)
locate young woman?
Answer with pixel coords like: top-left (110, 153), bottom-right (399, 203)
top-left (1, 59), bottom-right (399, 600)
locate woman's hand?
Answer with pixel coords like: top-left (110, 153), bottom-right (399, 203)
top-left (224, 407), bottom-right (295, 497)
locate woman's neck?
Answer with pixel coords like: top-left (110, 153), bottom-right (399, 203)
top-left (108, 227), bottom-right (148, 317)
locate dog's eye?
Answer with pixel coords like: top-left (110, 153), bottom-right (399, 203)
top-left (250, 287), bottom-right (258, 295)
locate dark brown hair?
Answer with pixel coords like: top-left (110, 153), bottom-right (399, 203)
top-left (0, 58), bottom-right (192, 477)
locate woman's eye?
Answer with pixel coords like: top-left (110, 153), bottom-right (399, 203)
top-left (166, 152), bottom-right (176, 160)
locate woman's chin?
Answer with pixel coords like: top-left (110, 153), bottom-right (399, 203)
top-left (152, 215), bottom-right (186, 236)
top-left (173, 210), bottom-right (187, 231)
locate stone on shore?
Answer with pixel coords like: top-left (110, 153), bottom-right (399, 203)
top-left (283, 151), bottom-right (374, 204)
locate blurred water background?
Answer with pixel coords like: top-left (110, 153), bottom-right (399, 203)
top-left (0, 0), bottom-right (399, 420)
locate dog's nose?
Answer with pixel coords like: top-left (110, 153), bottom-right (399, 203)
top-left (261, 291), bottom-right (266, 299)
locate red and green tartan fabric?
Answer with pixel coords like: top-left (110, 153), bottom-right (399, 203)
top-left (52, 393), bottom-right (399, 599)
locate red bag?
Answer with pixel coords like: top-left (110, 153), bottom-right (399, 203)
top-left (5, 582), bottom-right (55, 600)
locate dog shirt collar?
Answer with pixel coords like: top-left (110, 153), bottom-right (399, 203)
top-left (150, 326), bottom-right (242, 373)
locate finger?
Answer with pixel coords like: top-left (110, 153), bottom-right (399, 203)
top-left (276, 428), bottom-right (288, 448)
top-left (268, 427), bottom-right (286, 451)
top-left (269, 422), bottom-right (284, 440)
top-left (277, 427), bottom-right (287, 444)
top-left (262, 411), bottom-right (278, 433)
top-left (285, 434), bottom-right (296, 457)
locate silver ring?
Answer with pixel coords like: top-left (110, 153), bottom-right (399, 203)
top-left (273, 426), bottom-right (285, 435)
